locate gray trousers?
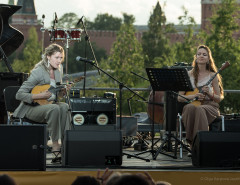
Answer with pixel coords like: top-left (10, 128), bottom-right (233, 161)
top-left (25, 102), bottom-right (72, 143)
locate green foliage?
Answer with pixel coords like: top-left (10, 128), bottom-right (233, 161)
top-left (67, 41), bottom-right (107, 74)
top-left (55, 13), bottom-right (79, 29)
top-left (141, 2), bottom-right (175, 68)
top-left (174, 7), bottom-right (199, 65)
top-left (203, 0), bottom-right (240, 113)
top-left (12, 27), bottom-right (41, 73)
top-left (98, 18), bottom-right (148, 115)
top-left (86, 13), bottom-right (122, 31)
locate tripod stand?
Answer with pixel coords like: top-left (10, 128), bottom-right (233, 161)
top-left (145, 67), bottom-right (193, 160)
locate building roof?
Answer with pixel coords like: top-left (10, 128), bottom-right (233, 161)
top-left (16, 0), bottom-right (36, 15)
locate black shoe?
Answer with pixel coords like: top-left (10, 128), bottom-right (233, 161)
top-left (187, 152), bottom-right (192, 157)
top-left (51, 151), bottom-right (61, 163)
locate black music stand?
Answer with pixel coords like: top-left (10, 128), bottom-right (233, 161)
top-left (145, 67), bottom-right (193, 160)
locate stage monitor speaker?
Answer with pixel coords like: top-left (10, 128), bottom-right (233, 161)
top-left (70, 98), bottom-right (116, 126)
top-left (63, 130), bottom-right (122, 167)
top-left (192, 131), bottom-right (240, 167)
top-left (0, 124), bottom-right (46, 171)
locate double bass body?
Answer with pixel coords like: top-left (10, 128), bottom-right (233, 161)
top-left (147, 91), bottom-right (164, 125)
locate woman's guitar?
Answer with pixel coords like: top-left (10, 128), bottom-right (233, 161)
top-left (185, 61), bottom-right (230, 106)
top-left (31, 76), bottom-right (84, 105)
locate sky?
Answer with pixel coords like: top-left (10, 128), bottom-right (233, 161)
top-left (0, 0), bottom-right (201, 27)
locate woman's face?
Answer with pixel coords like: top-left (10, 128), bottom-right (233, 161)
top-left (47, 51), bottom-right (63, 69)
top-left (196, 48), bottom-right (209, 65)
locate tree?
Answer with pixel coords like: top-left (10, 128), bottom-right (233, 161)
top-left (12, 27), bottom-right (42, 73)
top-left (173, 7), bottom-right (199, 65)
top-left (87, 13), bottom-right (122, 31)
top-left (67, 41), bottom-right (107, 74)
top-left (203, 0), bottom-right (240, 113)
top-left (98, 13), bottom-right (147, 114)
top-left (141, 2), bottom-right (175, 68)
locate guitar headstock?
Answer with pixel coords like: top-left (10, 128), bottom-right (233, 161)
top-left (74, 76), bottom-right (85, 83)
top-left (220, 61), bottom-right (230, 71)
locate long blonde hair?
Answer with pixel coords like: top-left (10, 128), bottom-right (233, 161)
top-left (33, 43), bottom-right (64, 73)
top-left (192, 45), bottom-right (224, 96)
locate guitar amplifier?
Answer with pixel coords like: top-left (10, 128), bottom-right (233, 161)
top-left (70, 98), bottom-right (116, 126)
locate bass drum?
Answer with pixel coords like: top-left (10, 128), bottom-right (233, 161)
top-left (147, 91), bottom-right (164, 125)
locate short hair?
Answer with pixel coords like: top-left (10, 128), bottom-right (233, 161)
top-left (114, 174), bottom-right (150, 185)
top-left (0, 174), bottom-right (17, 185)
top-left (71, 176), bottom-right (100, 185)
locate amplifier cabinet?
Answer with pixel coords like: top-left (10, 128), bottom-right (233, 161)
top-left (0, 124), bottom-right (46, 170)
top-left (70, 98), bottom-right (116, 125)
top-left (63, 130), bottom-right (122, 167)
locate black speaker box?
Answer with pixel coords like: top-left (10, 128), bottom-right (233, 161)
top-left (224, 119), bottom-right (240, 132)
top-left (0, 124), bottom-right (46, 171)
top-left (63, 130), bottom-right (122, 167)
top-left (192, 131), bottom-right (240, 167)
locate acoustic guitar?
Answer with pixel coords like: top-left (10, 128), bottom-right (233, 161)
top-left (31, 76), bottom-right (84, 105)
top-left (185, 61), bottom-right (230, 106)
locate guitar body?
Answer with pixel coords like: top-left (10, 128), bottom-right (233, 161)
top-left (31, 84), bottom-right (54, 105)
top-left (185, 88), bottom-right (201, 106)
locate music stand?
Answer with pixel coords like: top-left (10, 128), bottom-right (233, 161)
top-left (145, 67), bottom-right (193, 160)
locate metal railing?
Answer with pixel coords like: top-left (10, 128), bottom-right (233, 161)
top-left (75, 87), bottom-right (240, 93)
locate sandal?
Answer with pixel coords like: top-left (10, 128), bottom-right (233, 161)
top-left (51, 151), bottom-right (61, 163)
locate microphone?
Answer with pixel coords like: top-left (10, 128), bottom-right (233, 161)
top-left (55, 12), bottom-right (58, 23)
top-left (76, 16), bottom-right (84, 26)
top-left (76, 56), bottom-right (95, 64)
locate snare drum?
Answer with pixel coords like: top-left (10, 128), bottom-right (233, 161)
top-left (67, 28), bottom-right (82, 41)
top-left (48, 28), bottom-right (66, 41)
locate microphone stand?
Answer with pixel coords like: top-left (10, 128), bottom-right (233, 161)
top-left (78, 17), bottom-right (101, 97)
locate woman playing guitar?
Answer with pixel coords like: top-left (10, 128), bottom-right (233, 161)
top-left (13, 44), bottom-right (72, 163)
top-left (177, 45), bottom-right (225, 154)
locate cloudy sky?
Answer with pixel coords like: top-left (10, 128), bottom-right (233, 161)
top-left (0, 0), bottom-right (201, 27)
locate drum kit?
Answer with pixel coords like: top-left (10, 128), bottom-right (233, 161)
top-left (40, 13), bottom-right (83, 75)
top-left (48, 28), bottom-right (82, 42)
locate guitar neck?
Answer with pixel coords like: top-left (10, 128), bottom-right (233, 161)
top-left (198, 70), bottom-right (220, 93)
